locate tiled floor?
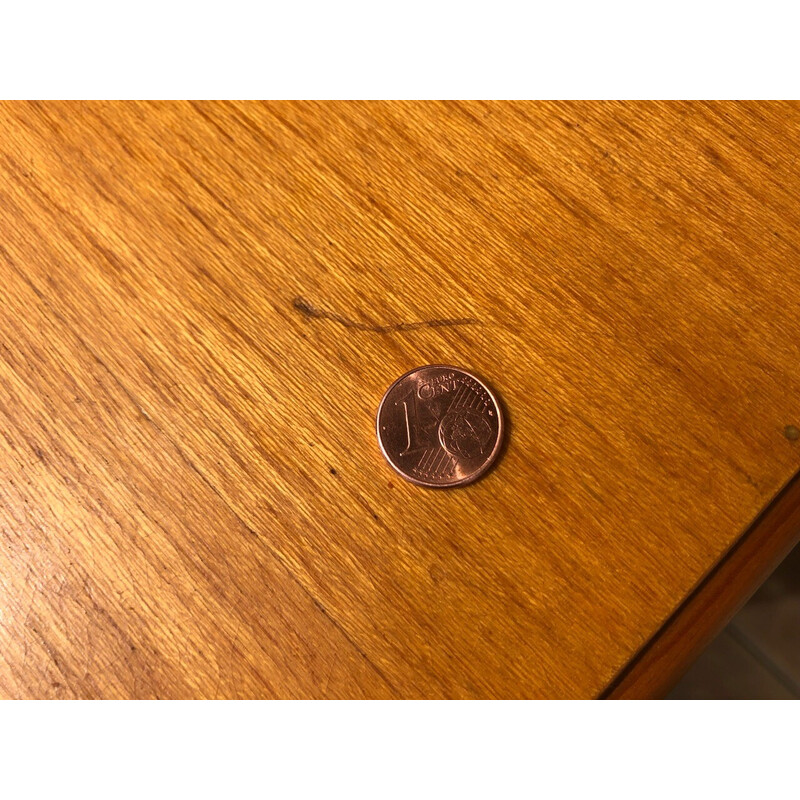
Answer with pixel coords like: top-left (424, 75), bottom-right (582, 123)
top-left (668, 542), bottom-right (800, 699)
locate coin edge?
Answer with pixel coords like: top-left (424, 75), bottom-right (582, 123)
top-left (375, 364), bottom-right (505, 489)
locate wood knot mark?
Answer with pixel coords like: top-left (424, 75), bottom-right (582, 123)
top-left (292, 296), bottom-right (480, 334)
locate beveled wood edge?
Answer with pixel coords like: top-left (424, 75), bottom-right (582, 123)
top-left (601, 469), bottom-right (800, 699)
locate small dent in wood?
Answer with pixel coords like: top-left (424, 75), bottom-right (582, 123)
top-left (784, 425), bottom-right (800, 441)
top-left (292, 296), bottom-right (480, 334)
top-left (429, 564), bottom-right (445, 584)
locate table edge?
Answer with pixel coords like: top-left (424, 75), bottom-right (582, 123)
top-left (601, 469), bottom-right (800, 699)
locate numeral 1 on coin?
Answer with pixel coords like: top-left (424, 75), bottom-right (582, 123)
top-left (396, 387), bottom-right (424, 455)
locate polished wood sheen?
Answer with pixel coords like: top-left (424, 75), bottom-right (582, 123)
top-left (1, 101), bottom-right (799, 699)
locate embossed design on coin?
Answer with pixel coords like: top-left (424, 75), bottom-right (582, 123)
top-left (376, 365), bottom-right (504, 488)
top-left (439, 408), bottom-right (493, 459)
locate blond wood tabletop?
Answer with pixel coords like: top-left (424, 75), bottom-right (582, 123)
top-left (1, 101), bottom-right (799, 699)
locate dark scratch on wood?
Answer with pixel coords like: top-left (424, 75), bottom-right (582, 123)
top-left (292, 297), bottom-right (480, 334)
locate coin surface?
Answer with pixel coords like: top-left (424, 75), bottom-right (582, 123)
top-left (376, 365), bottom-right (504, 488)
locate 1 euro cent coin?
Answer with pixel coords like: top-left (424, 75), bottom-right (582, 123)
top-left (376, 365), bottom-right (504, 488)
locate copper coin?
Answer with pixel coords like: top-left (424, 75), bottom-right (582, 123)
top-left (376, 365), bottom-right (504, 488)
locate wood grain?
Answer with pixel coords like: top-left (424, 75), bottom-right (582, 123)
top-left (1, 101), bottom-right (799, 698)
top-left (604, 471), bottom-right (800, 698)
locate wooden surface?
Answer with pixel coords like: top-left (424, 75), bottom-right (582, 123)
top-left (1, 101), bottom-right (799, 699)
top-left (667, 529), bottom-right (800, 699)
top-left (605, 472), bottom-right (800, 698)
